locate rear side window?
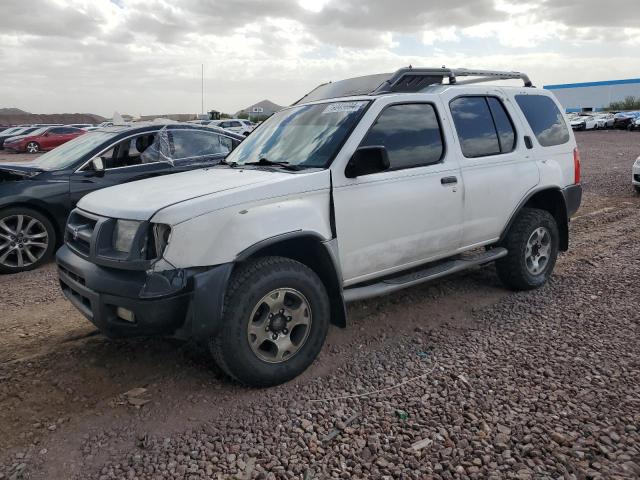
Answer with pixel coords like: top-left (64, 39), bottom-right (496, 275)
top-left (449, 96), bottom-right (516, 158)
top-left (360, 103), bottom-right (444, 170)
top-left (487, 97), bottom-right (516, 153)
top-left (515, 94), bottom-right (570, 147)
top-left (450, 97), bottom-right (500, 157)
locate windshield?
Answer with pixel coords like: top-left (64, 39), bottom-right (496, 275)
top-left (26, 127), bottom-right (48, 136)
top-left (224, 100), bottom-right (370, 168)
top-left (34, 132), bottom-right (114, 170)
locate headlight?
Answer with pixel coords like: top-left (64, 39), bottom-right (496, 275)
top-left (112, 219), bottom-right (141, 253)
top-left (152, 223), bottom-right (171, 258)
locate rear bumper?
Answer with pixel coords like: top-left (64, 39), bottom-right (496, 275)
top-left (56, 245), bottom-right (232, 339)
top-left (562, 184), bottom-right (582, 218)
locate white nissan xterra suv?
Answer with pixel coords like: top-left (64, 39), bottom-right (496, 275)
top-left (57, 68), bottom-right (582, 386)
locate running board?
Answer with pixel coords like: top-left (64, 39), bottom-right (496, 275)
top-left (343, 248), bottom-right (508, 302)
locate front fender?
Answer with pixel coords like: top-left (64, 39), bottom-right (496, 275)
top-left (159, 189), bottom-right (333, 269)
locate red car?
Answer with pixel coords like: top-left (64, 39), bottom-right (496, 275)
top-left (3, 126), bottom-right (86, 153)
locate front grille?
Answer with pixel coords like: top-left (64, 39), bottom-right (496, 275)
top-left (66, 210), bottom-right (97, 256)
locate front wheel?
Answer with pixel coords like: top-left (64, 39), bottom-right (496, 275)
top-left (0, 207), bottom-right (55, 274)
top-left (496, 208), bottom-right (559, 291)
top-left (26, 142), bottom-right (40, 153)
top-left (210, 256), bottom-right (330, 386)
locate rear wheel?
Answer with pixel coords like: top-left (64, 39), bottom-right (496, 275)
top-left (0, 207), bottom-right (55, 274)
top-left (496, 208), bottom-right (559, 291)
top-left (210, 256), bottom-right (330, 386)
top-left (26, 142), bottom-right (40, 153)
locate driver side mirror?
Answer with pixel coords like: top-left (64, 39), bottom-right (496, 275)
top-left (91, 157), bottom-right (105, 177)
top-left (345, 146), bottom-right (390, 178)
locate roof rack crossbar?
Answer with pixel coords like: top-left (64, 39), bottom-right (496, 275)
top-left (373, 67), bottom-right (533, 94)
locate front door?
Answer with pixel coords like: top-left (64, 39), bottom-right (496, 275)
top-left (332, 101), bottom-right (464, 286)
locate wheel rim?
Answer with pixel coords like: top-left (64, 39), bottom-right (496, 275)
top-left (0, 214), bottom-right (49, 269)
top-left (27, 142), bottom-right (38, 153)
top-left (525, 226), bottom-right (551, 275)
top-left (247, 288), bottom-right (312, 363)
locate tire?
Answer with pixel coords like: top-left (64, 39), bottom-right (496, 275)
top-left (26, 142), bottom-right (40, 153)
top-left (634, 186), bottom-right (640, 194)
top-left (210, 256), bottom-right (330, 386)
top-left (496, 208), bottom-right (559, 291)
top-left (0, 207), bottom-right (56, 274)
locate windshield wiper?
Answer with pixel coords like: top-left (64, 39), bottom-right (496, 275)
top-left (219, 159), bottom-right (238, 168)
top-left (245, 158), bottom-right (302, 171)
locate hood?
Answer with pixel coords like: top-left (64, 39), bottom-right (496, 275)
top-left (78, 166), bottom-right (329, 221)
top-left (0, 161), bottom-right (43, 180)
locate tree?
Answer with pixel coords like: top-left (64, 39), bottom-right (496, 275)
top-left (606, 96), bottom-right (640, 111)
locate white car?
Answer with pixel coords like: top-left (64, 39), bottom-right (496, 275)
top-left (570, 115), bottom-right (598, 131)
top-left (594, 113), bottom-right (615, 129)
top-left (628, 117), bottom-right (640, 131)
top-left (633, 156), bottom-right (640, 193)
top-left (57, 67), bottom-right (582, 386)
top-left (211, 119), bottom-right (254, 136)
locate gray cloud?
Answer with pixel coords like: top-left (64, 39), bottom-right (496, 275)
top-left (0, 0), bottom-right (103, 38)
top-left (537, 0), bottom-right (640, 28)
top-left (0, 0), bottom-right (639, 117)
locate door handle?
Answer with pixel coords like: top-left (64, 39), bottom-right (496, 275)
top-left (441, 176), bottom-right (458, 185)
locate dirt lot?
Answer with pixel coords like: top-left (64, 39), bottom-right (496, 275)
top-left (1, 131), bottom-right (639, 479)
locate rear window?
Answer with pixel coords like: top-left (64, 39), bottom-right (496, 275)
top-left (515, 95), bottom-right (570, 147)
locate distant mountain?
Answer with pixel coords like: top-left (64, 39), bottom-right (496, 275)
top-left (0, 108), bottom-right (29, 115)
top-left (0, 108), bottom-right (105, 126)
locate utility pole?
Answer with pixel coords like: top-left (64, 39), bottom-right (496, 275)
top-left (201, 64), bottom-right (204, 116)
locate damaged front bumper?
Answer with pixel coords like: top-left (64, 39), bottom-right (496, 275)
top-left (56, 245), bottom-right (232, 339)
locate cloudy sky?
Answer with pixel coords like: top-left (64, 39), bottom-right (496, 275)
top-left (1, 0), bottom-right (639, 117)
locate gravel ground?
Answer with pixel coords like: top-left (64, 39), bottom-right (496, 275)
top-left (0, 130), bottom-right (639, 479)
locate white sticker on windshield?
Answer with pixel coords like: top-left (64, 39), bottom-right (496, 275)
top-left (322, 101), bottom-right (366, 114)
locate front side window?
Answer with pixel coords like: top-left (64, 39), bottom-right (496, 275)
top-left (359, 103), bottom-right (444, 170)
top-left (515, 94), bottom-right (570, 147)
top-left (225, 100), bottom-right (370, 168)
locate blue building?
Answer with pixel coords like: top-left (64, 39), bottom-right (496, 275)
top-left (544, 78), bottom-right (640, 112)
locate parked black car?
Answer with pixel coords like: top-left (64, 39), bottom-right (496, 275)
top-left (0, 123), bottom-right (243, 273)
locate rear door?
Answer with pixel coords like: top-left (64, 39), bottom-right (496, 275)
top-left (513, 93), bottom-right (576, 187)
top-left (442, 90), bottom-right (539, 247)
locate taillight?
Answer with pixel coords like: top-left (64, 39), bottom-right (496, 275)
top-left (573, 147), bottom-right (581, 184)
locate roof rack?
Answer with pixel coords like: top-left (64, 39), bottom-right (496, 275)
top-left (292, 67), bottom-right (533, 105)
top-left (373, 67), bottom-right (533, 94)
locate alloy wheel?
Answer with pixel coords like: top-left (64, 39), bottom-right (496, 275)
top-left (0, 214), bottom-right (49, 269)
top-left (26, 142), bottom-right (39, 153)
top-left (247, 288), bottom-right (312, 363)
top-left (525, 226), bottom-right (551, 275)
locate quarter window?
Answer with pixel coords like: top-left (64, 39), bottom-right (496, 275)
top-left (359, 103), bottom-right (444, 170)
top-left (515, 94), bottom-right (570, 147)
